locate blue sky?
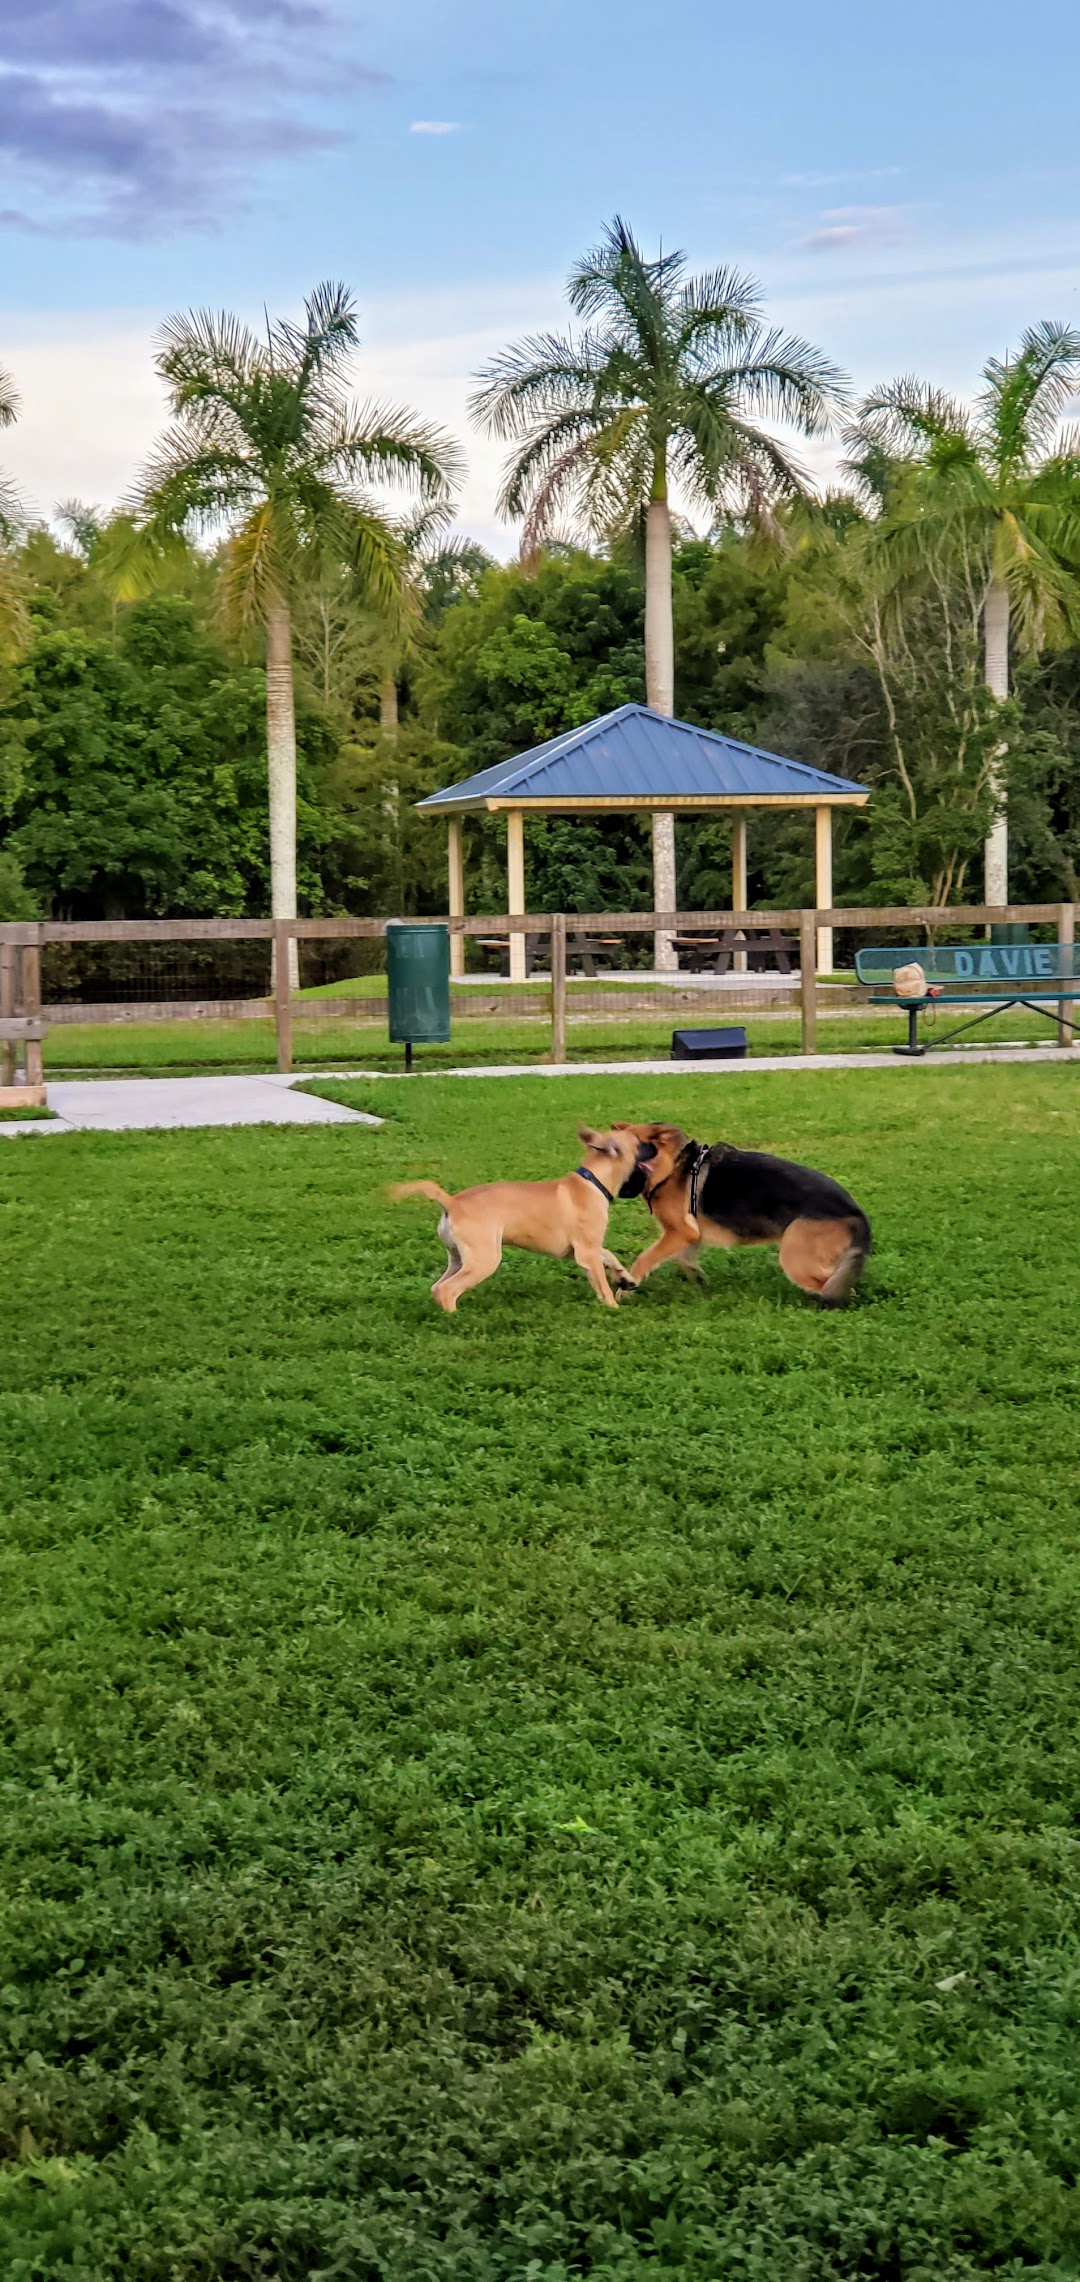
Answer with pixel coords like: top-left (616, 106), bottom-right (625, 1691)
top-left (3, 0), bottom-right (1080, 544)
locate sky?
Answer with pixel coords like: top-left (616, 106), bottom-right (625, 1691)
top-left (3, 0), bottom-right (1080, 550)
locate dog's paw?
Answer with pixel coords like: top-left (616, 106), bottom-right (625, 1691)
top-left (615, 1278), bottom-right (639, 1299)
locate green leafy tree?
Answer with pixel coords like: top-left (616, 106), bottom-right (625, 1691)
top-left (131, 283), bottom-right (459, 968)
top-left (0, 366), bottom-right (28, 657)
top-left (848, 322), bottom-right (1080, 900)
top-left (7, 600), bottom-right (334, 920)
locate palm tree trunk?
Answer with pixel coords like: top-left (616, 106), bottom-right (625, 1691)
top-left (266, 596), bottom-right (300, 991)
top-left (379, 672), bottom-right (400, 735)
top-left (983, 578), bottom-right (1009, 909)
top-left (645, 484), bottom-right (677, 970)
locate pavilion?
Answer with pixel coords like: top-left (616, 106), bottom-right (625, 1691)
top-left (417, 703), bottom-right (868, 979)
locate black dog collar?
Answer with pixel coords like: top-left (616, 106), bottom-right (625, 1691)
top-left (574, 1164), bottom-right (612, 1204)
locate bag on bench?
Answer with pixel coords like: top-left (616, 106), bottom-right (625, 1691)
top-left (893, 961), bottom-right (927, 1000)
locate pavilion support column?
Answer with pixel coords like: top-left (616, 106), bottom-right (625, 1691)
top-left (507, 808), bottom-right (526, 984)
top-left (447, 818), bottom-right (465, 977)
top-left (731, 814), bottom-right (748, 975)
top-left (815, 805), bottom-right (833, 975)
top-left (652, 811), bottom-right (678, 972)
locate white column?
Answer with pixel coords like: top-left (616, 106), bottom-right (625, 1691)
top-left (815, 805), bottom-right (833, 975)
top-left (507, 809), bottom-right (526, 984)
top-left (447, 818), bottom-right (464, 977)
top-left (731, 814), bottom-right (748, 975)
top-left (652, 811), bottom-right (677, 972)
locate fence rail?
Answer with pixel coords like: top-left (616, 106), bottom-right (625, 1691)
top-left (0, 903), bottom-right (1074, 1084)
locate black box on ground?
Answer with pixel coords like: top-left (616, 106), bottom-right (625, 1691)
top-left (671, 1027), bottom-right (748, 1061)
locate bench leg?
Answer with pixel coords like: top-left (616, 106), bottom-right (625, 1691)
top-left (893, 1003), bottom-right (926, 1058)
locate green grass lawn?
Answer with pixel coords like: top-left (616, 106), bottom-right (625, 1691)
top-left (3, 1064), bottom-right (1080, 2277)
top-left (42, 1000), bottom-right (1069, 1074)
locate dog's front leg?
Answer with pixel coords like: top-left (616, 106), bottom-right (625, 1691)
top-left (573, 1243), bottom-right (620, 1309)
top-left (601, 1247), bottom-right (637, 1292)
top-left (622, 1218), bottom-right (701, 1291)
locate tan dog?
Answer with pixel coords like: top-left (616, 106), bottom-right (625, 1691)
top-left (390, 1125), bottom-right (641, 1312)
top-left (612, 1122), bottom-right (872, 1304)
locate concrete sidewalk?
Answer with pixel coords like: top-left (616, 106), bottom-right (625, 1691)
top-left (0, 1072), bottom-right (382, 1137)
top-left (293, 1044), bottom-right (1080, 1081)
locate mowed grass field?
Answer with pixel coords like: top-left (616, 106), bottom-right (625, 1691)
top-left (2, 1064), bottom-right (1080, 2279)
top-left (41, 998), bottom-right (1066, 1073)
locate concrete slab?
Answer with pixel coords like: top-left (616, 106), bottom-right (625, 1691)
top-left (1, 1074), bottom-right (382, 1136)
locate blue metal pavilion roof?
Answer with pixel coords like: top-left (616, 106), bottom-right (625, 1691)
top-left (416, 704), bottom-right (867, 813)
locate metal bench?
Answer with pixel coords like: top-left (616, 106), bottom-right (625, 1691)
top-left (855, 942), bottom-right (1080, 1057)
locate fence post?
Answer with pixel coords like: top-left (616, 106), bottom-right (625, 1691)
top-left (1058, 902), bottom-right (1075, 1048)
top-left (22, 930), bottom-right (43, 1093)
top-left (274, 921), bottom-right (293, 1073)
top-left (0, 938), bottom-right (14, 1090)
top-left (550, 913), bottom-right (567, 1064)
top-left (799, 911), bottom-right (817, 1055)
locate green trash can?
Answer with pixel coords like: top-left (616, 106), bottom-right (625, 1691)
top-left (386, 921), bottom-right (450, 1068)
top-left (990, 922), bottom-right (1029, 946)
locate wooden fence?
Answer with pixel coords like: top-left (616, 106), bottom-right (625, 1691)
top-left (0, 903), bottom-right (1075, 1087)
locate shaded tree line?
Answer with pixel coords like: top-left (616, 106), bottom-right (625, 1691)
top-left (1, 515), bottom-right (1077, 926)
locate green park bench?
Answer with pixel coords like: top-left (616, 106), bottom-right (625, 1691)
top-left (855, 941), bottom-right (1080, 1057)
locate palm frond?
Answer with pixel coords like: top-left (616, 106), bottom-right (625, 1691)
top-left (0, 366), bottom-right (19, 429)
top-left (55, 498), bottom-right (104, 558)
top-left (855, 378), bottom-right (974, 460)
top-left (470, 333), bottom-right (604, 437)
top-left (272, 281), bottom-right (360, 392)
top-left (155, 307), bottom-right (263, 408)
top-left (218, 503), bottom-right (292, 632)
top-left (695, 323), bottom-right (849, 435)
top-left (0, 472), bottom-right (24, 543)
top-left (311, 403), bottom-right (460, 501)
top-left (493, 406), bottom-right (614, 522)
top-left (979, 319), bottom-right (1080, 472)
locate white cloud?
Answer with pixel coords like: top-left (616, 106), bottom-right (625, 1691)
top-left (409, 120), bottom-right (461, 135)
top-left (782, 168), bottom-right (902, 191)
top-left (800, 206), bottom-right (908, 254)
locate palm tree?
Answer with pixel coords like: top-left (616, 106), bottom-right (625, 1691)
top-left (132, 283), bottom-right (460, 974)
top-left (471, 217), bottom-right (847, 958)
top-left (848, 323), bottom-right (1080, 903)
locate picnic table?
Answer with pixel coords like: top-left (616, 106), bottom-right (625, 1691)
top-left (674, 928), bottom-right (796, 975)
top-left (855, 940), bottom-right (1080, 1056)
top-left (566, 933), bottom-right (622, 977)
top-left (473, 933), bottom-right (547, 977)
top-left (472, 932), bottom-right (622, 978)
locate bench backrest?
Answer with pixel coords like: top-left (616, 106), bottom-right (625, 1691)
top-left (855, 942), bottom-right (1080, 987)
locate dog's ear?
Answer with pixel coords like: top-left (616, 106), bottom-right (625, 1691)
top-left (578, 1124), bottom-right (620, 1157)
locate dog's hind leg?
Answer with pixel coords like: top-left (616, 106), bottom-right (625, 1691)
top-left (431, 1211), bottom-right (463, 1298)
top-left (779, 1217), bottom-right (866, 1304)
top-left (432, 1244), bottom-right (462, 1296)
top-left (432, 1232), bottom-right (502, 1314)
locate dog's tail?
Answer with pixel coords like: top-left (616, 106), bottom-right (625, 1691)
top-left (388, 1179), bottom-right (453, 1210)
top-left (820, 1213), bottom-right (872, 1305)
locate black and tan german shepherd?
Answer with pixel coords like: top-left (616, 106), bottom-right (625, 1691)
top-left (613, 1123), bottom-right (871, 1305)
